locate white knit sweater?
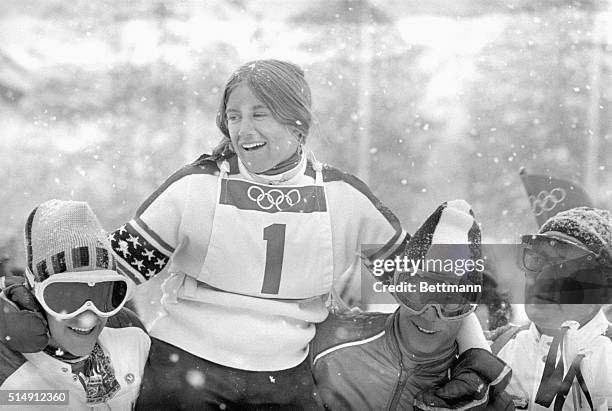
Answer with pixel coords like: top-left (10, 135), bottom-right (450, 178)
top-left (111, 155), bottom-right (406, 371)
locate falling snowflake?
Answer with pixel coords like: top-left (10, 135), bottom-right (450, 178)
top-left (185, 369), bottom-right (205, 389)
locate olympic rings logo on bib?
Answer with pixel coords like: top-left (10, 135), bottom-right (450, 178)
top-left (529, 187), bottom-right (566, 216)
top-left (247, 186), bottom-right (302, 211)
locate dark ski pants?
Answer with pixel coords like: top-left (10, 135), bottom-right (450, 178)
top-left (136, 337), bottom-right (322, 411)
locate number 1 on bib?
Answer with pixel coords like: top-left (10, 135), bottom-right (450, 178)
top-left (261, 224), bottom-right (286, 294)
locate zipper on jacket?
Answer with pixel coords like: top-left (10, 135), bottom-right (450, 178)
top-left (388, 362), bottom-right (409, 411)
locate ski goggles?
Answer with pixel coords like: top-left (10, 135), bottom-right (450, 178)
top-left (29, 270), bottom-right (131, 320)
top-left (394, 271), bottom-right (479, 320)
top-left (518, 234), bottom-right (610, 303)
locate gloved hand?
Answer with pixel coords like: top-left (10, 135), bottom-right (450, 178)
top-left (0, 276), bottom-right (49, 353)
top-left (414, 348), bottom-right (514, 411)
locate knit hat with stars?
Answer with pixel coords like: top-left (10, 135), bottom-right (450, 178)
top-left (394, 199), bottom-right (483, 306)
top-left (24, 199), bottom-right (118, 282)
top-left (398, 199), bottom-right (482, 274)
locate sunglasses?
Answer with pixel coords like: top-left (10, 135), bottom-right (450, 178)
top-left (29, 270), bottom-right (131, 320)
top-left (518, 234), bottom-right (601, 274)
top-left (518, 234), bottom-right (610, 304)
top-left (394, 271), bottom-right (479, 321)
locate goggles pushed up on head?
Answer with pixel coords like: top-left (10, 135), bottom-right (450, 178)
top-left (394, 270), bottom-right (479, 321)
top-left (28, 270), bottom-right (131, 320)
top-left (518, 234), bottom-right (610, 304)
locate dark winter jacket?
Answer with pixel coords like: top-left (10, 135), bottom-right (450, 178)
top-left (311, 310), bottom-right (457, 411)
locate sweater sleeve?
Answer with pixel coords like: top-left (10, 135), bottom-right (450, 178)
top-left (355, 188), bottom-right (410, 286)
top-left (322, 165), bottom-right (409, 288)
top-left (109, 166), bottom-right (194, 284)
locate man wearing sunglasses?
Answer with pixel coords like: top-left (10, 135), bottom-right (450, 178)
top-left (495, 207), bottom-right (612, 410)
top-left (311, 200), bottom-right (513, 410)
top-left (0, 200), bottom-right (150, 409)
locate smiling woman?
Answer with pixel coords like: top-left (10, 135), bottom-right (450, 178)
top-left (224, 83), bottom-right (300, 173)
top-left (112, 59), bottom-right (412, 409)
top-left (216, 59), bottom-right (312, 176)
top-left (102, 59), bottom-right (502, 410)
top-left (0, 200), bottom-right (149, 409)
top-left (0, 59), bottom-right (496, 410)
top-left (74, 59), bottom-right (495, 409)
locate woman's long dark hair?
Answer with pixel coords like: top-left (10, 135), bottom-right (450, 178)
top-left (213, 59), bottom-right (313, 159)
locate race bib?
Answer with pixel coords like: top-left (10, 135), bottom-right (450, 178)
top-left (200, 178), bottom-right (334, 299)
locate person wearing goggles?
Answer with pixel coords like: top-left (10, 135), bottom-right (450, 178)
top-left (0, 200), bottom-right (149, 410)
top-left (495, 207), bottom-right (612, 410)
top-left (390, 267), bottom-right (482, 374)
top-left (311, 200), bottom-right (513, 411)
top-left (26, 269), bottom-right (132, 358)
top-left (30, 271), bottom-right (130, 321)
